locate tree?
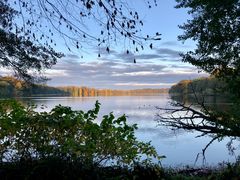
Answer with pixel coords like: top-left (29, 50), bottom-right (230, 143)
top-left (176, 0), bottom-right (240, 97)
top-left (158, 77), bottom-right (240, 161)
top-left (156, 0), bottom-right (240, 160)
top-left (156, 99), bottom-right (240, 161)
top-left (1, 0), bottom-right (161, 82)
top-left (0, 1), bottom-right (63, 82)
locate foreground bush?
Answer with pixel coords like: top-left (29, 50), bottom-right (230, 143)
top-left (0, 100), bottom-right (162, 166)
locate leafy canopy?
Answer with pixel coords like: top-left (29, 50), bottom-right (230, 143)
top-left (0, 1), bottom-right (63, 82)
top-left (176, 0), bottom-right (240, 97)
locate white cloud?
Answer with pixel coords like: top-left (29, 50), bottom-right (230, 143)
top-left (114, 82), bottom-right (176, 86)
top-left (0, 68), bottom-right (13, 76)
top-left (112, 71), bottom-right (160, 77)
top-left (45, 69), bottom-right (69, 77)
top-left (0, 56), bottom-right (208, 89)
top-left (45, 58), bottom-right (209, 89)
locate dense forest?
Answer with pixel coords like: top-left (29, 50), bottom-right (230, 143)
top-left (168, 76), bottom-right (233, 104)
top-left (0, 76), bottom-right (168, 97)
top-left (169, 76), bottom-right (228, 96)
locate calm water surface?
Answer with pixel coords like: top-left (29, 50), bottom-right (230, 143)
top-left (21, 95), bottom-right (239, 167)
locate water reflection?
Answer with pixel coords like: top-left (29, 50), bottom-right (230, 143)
top-left (19, 95), bottom-right (238, 167)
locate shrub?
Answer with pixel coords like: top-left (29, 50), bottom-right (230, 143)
top-left (0, 100), bottom-right (162, 166)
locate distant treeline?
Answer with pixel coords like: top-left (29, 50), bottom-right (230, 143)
top-left (0, 76), bottom-right (168, 97)
top-left (58, 86), bottom-right (168, 97)
top-left (169, 77), bottom-right (228, 96)
top-left (0, 77), bottom-right (68, 97)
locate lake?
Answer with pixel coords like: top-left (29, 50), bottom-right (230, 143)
top-left (20, 95), bottom-right (239, 167)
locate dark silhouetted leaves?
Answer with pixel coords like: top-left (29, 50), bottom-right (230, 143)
top-left (0, 0), bottom-right (161, 81)
top-left (177, 0), bottom-right (240, 98)
top-left (149, 43), bottom-right (153, 49)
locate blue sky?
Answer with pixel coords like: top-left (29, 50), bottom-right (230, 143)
top-left (1, 0), bottom-right (208, 89)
